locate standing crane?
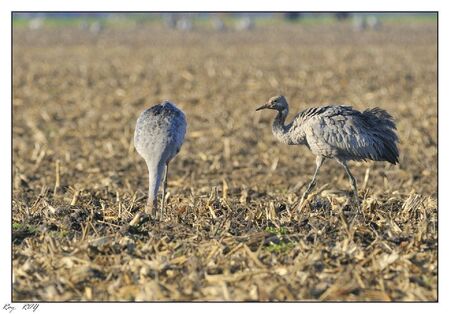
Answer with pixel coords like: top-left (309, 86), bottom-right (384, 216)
top-left (134, 101), bottom-right (187, 219)
top-left (256, 95), bottom-right (399, 210)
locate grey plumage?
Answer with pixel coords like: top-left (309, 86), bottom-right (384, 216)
top-left (256, 95), bottom-right (399, 209)
top-left (134, 101), bottom-right (186, 218)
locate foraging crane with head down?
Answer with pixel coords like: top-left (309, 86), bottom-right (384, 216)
top-left (134, 101), bottom-right (186, 219)
top-left (256, 95), bottom-right (399, 209)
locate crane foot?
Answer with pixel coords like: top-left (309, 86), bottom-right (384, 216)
top-left (295, 194), bottom-right (309, 213)
top-left (350, 193), bottom-right (366, 222)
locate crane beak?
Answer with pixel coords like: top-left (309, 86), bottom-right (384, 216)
top-left (256, 103), bottom-right (270, 111)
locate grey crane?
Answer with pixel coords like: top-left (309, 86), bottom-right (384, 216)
top-left (256, 95), bottom-right (399, 210)
top-left (134, 101), bottom-right (187, 218)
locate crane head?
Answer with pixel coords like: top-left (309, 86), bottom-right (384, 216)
top-left (256, 95), bottom-right (288, 112)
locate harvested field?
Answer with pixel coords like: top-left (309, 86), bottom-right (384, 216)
top-left (12, 17), bottom-right (437, 301)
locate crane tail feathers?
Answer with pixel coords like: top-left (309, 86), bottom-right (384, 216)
top-left (362, 107), bottom-right (399, 164)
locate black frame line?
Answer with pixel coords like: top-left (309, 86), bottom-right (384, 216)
top-left (10, 10), bottom-right (439, 304)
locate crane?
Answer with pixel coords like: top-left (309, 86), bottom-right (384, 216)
top-left (134, 101), bottom-right (187, 219)
top-left (256, 95), bottom-right (399, 211)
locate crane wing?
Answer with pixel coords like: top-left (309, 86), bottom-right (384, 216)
top-left (299, 106), bottom-right (397, 162)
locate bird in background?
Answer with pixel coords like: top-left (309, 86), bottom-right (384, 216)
top-left (134, 101), bottom-right (187, 219)
top-left (256, 95), bottom-right (399, 211)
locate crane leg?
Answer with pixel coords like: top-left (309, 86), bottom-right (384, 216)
top-left (161, 162), bottom-right (169, 219)
top-left (298, 156), bottom-right (324, 210)
top-left (336, 159), bottom-right (361, 212)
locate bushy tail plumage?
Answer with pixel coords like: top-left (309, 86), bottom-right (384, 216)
top-left (362, 108), bottom-right (399, 164)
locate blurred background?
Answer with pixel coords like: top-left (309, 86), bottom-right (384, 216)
top-left (13, 12), bottom-right (437, 32)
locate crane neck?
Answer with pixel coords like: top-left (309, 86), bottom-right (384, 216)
top-left (272, 108), bottom-right (291, 143)
top-left (146, 161), bottom-right (165, 207)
